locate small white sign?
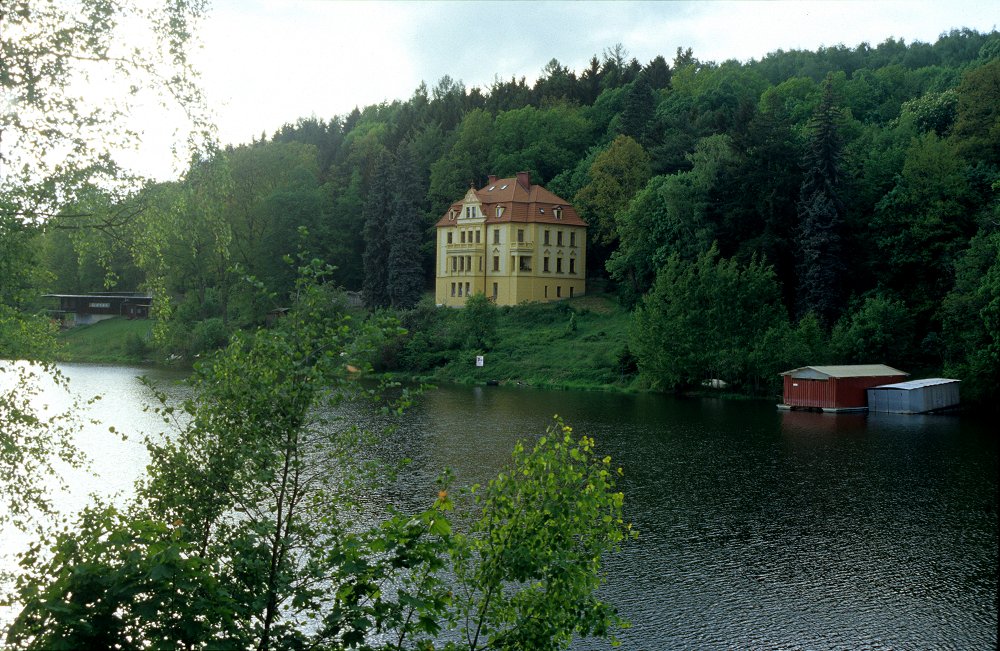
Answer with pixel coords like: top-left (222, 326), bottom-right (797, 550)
top-left (476, 355), bottom-right (484, 367)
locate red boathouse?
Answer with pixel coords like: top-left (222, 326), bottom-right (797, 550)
top-left (779, 365), bottom-right (909, 412)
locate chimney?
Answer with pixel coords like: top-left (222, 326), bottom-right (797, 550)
top-left (488, 174), bottom-right (497, 185)
top-left (516, 171), bottom-right (531, 189)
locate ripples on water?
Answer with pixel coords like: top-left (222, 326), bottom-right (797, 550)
top-left (4, 369), bottom-right (996, 650)
top-left (388, 388), bottom-right (997, 651)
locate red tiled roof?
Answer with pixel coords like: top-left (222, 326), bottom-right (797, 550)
top-left (435, 175), bottom-right (587, 228)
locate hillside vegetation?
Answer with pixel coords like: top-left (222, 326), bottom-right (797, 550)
top-left (32, 30), bottom-right (1000, 404)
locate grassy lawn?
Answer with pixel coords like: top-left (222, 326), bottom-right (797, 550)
top-left (424, 293), bottom-right (636, 390)
top-left (56, 317), bottom-right (154, 364)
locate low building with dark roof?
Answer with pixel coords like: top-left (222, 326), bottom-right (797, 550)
top-left (435, 172), bottom-right (587, 306)
top-left (44, 292), bottom-right (152, 326)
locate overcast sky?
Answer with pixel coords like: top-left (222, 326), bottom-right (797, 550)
top-left (131, 0), bottom-right (997, 178)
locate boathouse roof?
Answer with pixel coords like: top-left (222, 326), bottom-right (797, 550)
top-left (780, 364), bottom-right (908, 379)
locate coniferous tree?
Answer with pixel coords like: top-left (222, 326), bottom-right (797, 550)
top-left (795, 75), bottom-right (846, 325)
top-left (619, 75), bottom-right (656, 146)
top-left (361, 151), bottom-right (393, 308)
top-left (387, 145), bottom-right (425, 308)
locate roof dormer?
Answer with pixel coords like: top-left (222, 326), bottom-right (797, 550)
top-left (462, 187), bottom-right (484, 220)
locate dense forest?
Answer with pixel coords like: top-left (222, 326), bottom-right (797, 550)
top-left (32, 30), bottom-right (1000, 402)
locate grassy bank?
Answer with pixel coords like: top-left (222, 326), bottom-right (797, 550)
top-left (387, 293), bottom-right (639, 391)
top-left (56, 317), bottom-right (154, 364)
top-left (52, 296), bottom-right (638, 392)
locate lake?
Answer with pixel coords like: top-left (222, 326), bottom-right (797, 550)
top-left (2, 363), bottom-right (996, 649)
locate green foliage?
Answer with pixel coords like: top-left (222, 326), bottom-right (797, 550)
top-left (608, 135), bottom-right (736, 304)
top-left (573, 135), bottom-right (652, 248)
top-left (0, 314), bottom-right (84, 533)
top-left (952, 58), bottom-right (1000, 165)
top-left (462, 292), bottom-right (499, 350)
top-left (363, 151), bottom-right (394, 308)
top-left (388, 146), bottom-right (428, 309)
top-left (829, 294), bottom-right (917, 368)
top-left (871, 133), bottom-right (976, 320)
top-left (0, 0), bottom-right (206, 219)
top-left (449, 418), bottom-right (634, 650)
top-left (6, 505), bottom-right (244, 650)
top-left (630, 246), bottom-right (789, 393)
top-left (490, 105), bottom-right (593, 184)
top-left (796, 75), bottom-right (846, 324)
top-left (941, 230), bottom-right (1000, 405)
top-left (8, 267), bottom-right (633, 649)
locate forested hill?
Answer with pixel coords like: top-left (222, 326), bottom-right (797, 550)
top-left (41, 30), bottom-right (1000, 402)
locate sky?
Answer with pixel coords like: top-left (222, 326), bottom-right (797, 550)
top-left (133, 0), bottom-right (998, 178)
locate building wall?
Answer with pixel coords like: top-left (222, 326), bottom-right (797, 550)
top-left (435, 220), bottom-right (586, 306)
top-left (868, 382), bottom-right (961, 413)
top-left (783, 375), bottom-right (908, 409)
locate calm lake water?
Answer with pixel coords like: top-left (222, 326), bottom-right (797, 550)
top-left (2, 363), bottom-right (997, 649)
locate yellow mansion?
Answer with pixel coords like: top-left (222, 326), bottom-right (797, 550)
top-left (435, 172), bottom-right (587, 306)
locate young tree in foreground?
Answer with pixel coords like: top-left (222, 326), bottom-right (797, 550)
top-left (6, 263), bottom-right (632, 650)
top-left (1, 0), bottom-right (205, 535)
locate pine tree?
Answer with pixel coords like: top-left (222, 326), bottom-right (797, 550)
top-left (387, 145), bottom-right (425, 309)
top-left (619, 75), bottom-right (656, 146)
top-left (795, 75), bottom-right (845, 325)
top-left (361, 151), bottom-right (392, 308)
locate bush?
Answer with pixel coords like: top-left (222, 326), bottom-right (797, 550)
top-left (122, 331), bottom-right (149, 359)
top-left (190, 318), bottom-right (229, 357)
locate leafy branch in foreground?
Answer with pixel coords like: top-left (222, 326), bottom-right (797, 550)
top-left (5, 263), bottom-right (632, 650)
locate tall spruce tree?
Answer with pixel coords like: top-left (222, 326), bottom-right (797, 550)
top-left (619, 74), bottom-right (656, 146)
top-left (795, 75), bottom-right (845, 325)
top-left (387, 144), bottom-right (426, 308)
top-left (362, 151), bottom-right (393, 308)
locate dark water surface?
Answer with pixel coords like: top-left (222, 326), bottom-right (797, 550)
top-left (383, 385), bottom-right (998, 650)
top-left (4, 366), bottom-right (996, 649)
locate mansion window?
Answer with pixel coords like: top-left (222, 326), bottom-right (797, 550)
top-left (519, 256), bottom-right (532, 272)
top-left (557, 231), bottom-right (563, 246)
top-left (554, 206), bottom-right (563, 220)
top-left (517, 229), bottom-right (524, 243)
top-left (493, 229), bottom-right (500, 244)
top-left (451, 257), bottom-right (457, 272)
top-left (543, 257), bottom-right (550, 273)
top-left (556, 286), bottom-right (562, 298)
top-left (556, 257), bottom-right (563, 273)
top-left (492, 282), bottom-right (498, 299)
top-left (570, 231), bottom-right (576, 247)
top-left (451, 283), bottom-right (456, 296)
top-left (569, 258), bottom-right (576, 274)
top-left (493, 256), bottom-right (500, 272)
top-left (447, 232), bottom-right (453, 244)
top-left (475, 229), bottom-right (481, 243)
top-left (544, 230), bottom-right (550, 245)
top-left (461, 231), bottom-right (466, 243)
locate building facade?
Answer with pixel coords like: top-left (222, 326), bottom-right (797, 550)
top-left (435, 172), bottom-right (587, 306)
top-left (44, 292), bottom-right (153, 326)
